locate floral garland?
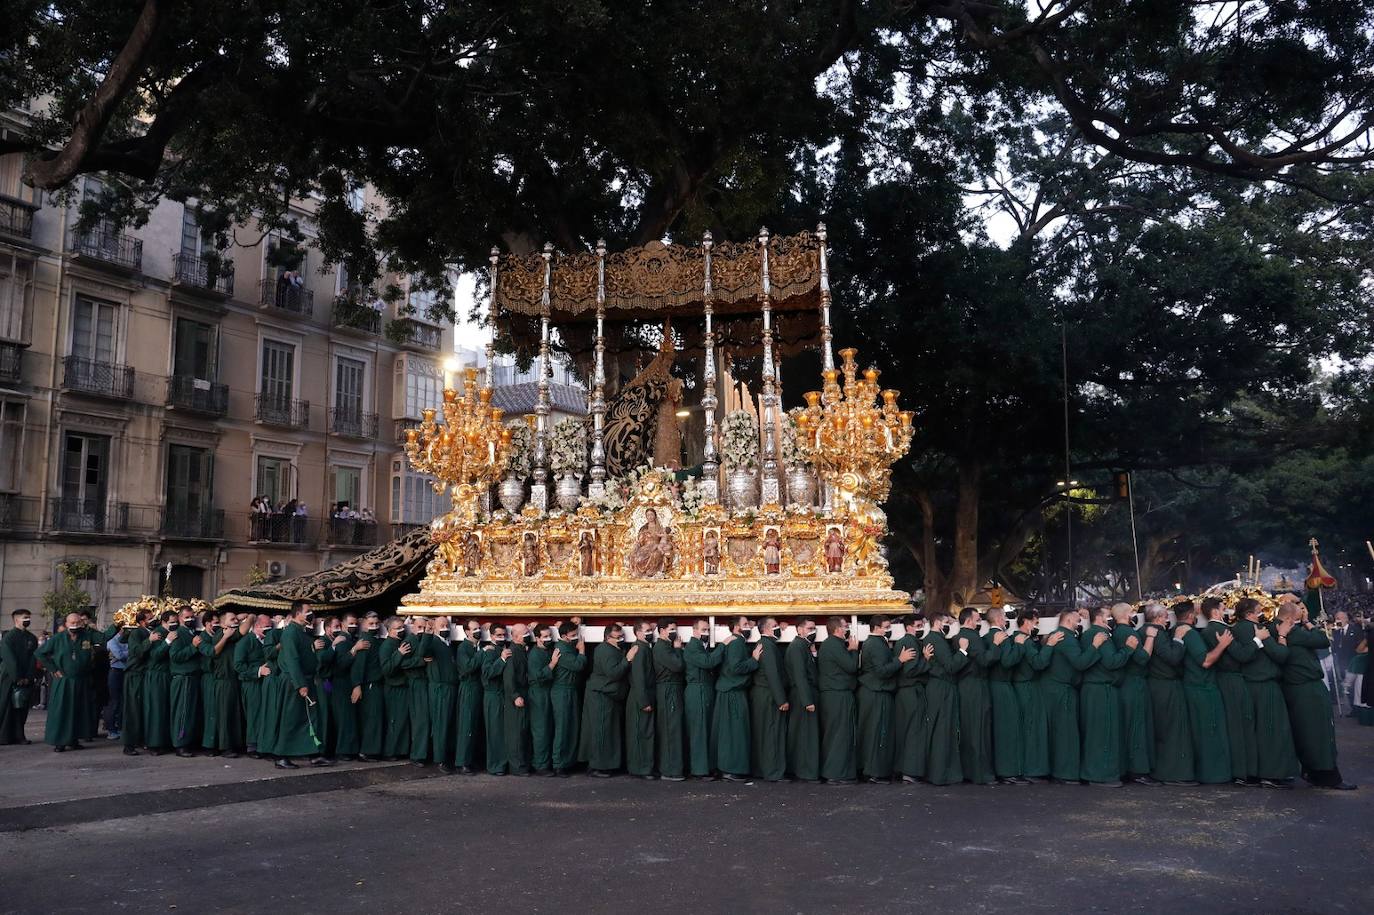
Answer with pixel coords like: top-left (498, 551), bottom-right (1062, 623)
top-left (677, 476), bottom-right (705, 519)
top-left (549, 417), bottom-right (588, 477)
top-left (720, 410), bottom-right (759, 471)
top-left (780, 408), bottom-right (814, 470)
top-left (504, 420), bottom-right (533, 479)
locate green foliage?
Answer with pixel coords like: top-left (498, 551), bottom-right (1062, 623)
top-left (42, 560), bottom-right (98, 623)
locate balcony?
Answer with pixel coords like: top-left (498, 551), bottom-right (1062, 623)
top-left (166, 375), bottom-right (229, 417)
top-left (393, 417), bottom-right (421, 443)
top-left (332, 297), bottom-right (381, 335)
top-left (330, 407), bottom-right (379, 439)
top-left (395, 318), bottom-right (443, 352)
top-left (0, 340), bottom-right (21, 383)
top-left (70, 221), bottom-right (143, 272)
top-left (46, 498), bottom-right (130, 535)
top-left (0, 494), bottom-right (41, 538)
top-left (254, 392), bottom-right (309, 429)
top-left (259, 277), bottom-right (313, 317)
top-left (246, 512), bottom-right (317, 546)
top-left (326, 517), bottom-right (380, 548)
top-left (63, 356), bottom-right (135, 399)
top-left (0, 196), bottom-right (37, 240)
top-left (173, 252), bottom-right (235, 297)
top-left (160, 508), bottom-right (225, 540)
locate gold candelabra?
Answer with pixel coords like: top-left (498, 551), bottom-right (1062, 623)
top-left (795, 347), bottom-right (914, 513)
top-left (404, 366), bottom-right (513, 523)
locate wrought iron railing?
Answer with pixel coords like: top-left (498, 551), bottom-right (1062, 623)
top-left (397, 319), bottom-right (443, 351)
top-left (254, 392), bottom-right (310, 428)
top-left (46, 498), bottom-right (130, 535)
top-left (327, 517), bottom-right (380, 547)
top-left (160, 508), bottom-right (225, 540)
top-left (330, 407), bottom-right (379, 439)
top-left (71, 221), bottom-right (143, 271)
top-left (246, 512), bottom-right (318, 545)
top-left (167, 375), bottom-right (229, 416)
top-left (63, 356), bottom-right (135, 398)
top-left (259, 277), bottom-right (314, 316)
top-left (332, 297), bottom-right (382, 334)
top-left (173, 251), bottom-right (235, 296)
top-left (0, 340), bottom-right (21, 382)
top-left (0, 494), bottom-right (40, 536)
top-left (0, 196), bottom-right (37, 239)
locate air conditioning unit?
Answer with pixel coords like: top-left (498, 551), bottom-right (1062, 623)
top-left (267, 560), bottom-right (288, 580)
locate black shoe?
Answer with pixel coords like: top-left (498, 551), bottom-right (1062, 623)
top-left (721, 773), bottom-right (750, 782)
top-left (1129, 775), bottom-right (1162, 787)
top-left (310, 757), bottom-right (333, 767)
top-left (122, 747), bottom-right (140, 756)
top-left (661, 775), bottom-right (686, 782)
top-left (589, 770), bottom-right (612, 779)
top-left (356, 754), bottom-right (374, 762)
top-left (247, 751), bottom-right (261, 760)
top-left (275, 759), bottom-right (299, 769)
top-left (1162, 780), bottom-right (1199, 787)
top-left (1088, 780), bottom-right (1123, 788)
top-left (864, 776), bottom-right (890, 785)
top-left (439, 763), bottom-right (456, 774)
top-left (1049, 777), bottom-right (1079, 786)
top-left (1023, 776), bottom-right (1050, 784)
top-left (69, 742), bottom-right (86, 750)
top-left (410, 760), bottom-right (427, 768)
top-left (460, 766), bottom-right (477, 776)
top-left (53, 746), bottom-right (65, 753)
top-left (149, 748), bottom-right (166, 757)
top-left (1232, 778), bottom-right (1250, 787)
top-left (1261, 779), bottom-right (1293, 790)
top-left (824, 778), bottom-right (855, 786)
top-left (223, 751), bottom-right (240, 759)
top-left (175, 749), bottom-right (194, 758)
top-left (554, 769), bottom-right (570, 778)
top-left (1319, 782), bottom-right (1358, 791)
top-left (490, 770), bottom-right (508, 776)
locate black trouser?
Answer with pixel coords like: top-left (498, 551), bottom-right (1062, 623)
top-left (104, 668), bottom-right (125, 733)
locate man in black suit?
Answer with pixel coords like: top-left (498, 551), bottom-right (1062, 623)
top-left (1330, 611), bottom-right (1361, 713)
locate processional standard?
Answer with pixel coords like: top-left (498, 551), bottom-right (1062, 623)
top-left (401, 227), bottom-right (915, 619)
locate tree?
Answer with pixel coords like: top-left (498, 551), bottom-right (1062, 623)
top-left (42, 560), bottom-right (98, 629)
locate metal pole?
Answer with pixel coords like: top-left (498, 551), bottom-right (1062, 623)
top-left (701, 231), bottom-right (719, 504)
top-left (588, 239), bottom-right (608, 499)
top-left (759, 227), bottom-right (780, 506)
top-left (1061, 319), bottom-right (1074, 605)
top-left (1127, 471), bottom-right (1143, 601)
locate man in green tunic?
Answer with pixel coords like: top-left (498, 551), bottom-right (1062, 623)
top-left (1041, 610), bottom-right (1090, 783)
top-left (711, 617), bottom-right (761, 781)
top-left (454, 619), bottom-right (485, 773)
top-left (35, 613), bottom-right (96, 751)
top-left (749, 617), bottom-right (789, 782)
top-left (481, 623), bottom-right (510, 774)
top-left (271, 601), bottom-right (331, 769)
top-left (951, 608), bottom-right (996, 785)
top-left (1110, 603), bottom-right (1159, 786)
top-left (1235, 599), bottom-right (1299, 788)
top-left (167, 604), bottom-right (204, 757)
top-left (378, 616), bottom-right (411, 760)
top-left (329, 614), bottom-right (361, 760)
top-left (234, 614), bottom-right (269, 758)
top-left (580, 623), bottom-right (630, 776)
top-left (202, 612), bottom-right (244, 757)
top-left (548, 621), bottom-right (587, 777)
top-left (352, 612), bottom-right (385, 762)
top-left (310, 616), bottom-right (336, 760)
top-left (652, 619), bottom-right (688, 781)
top-left (143, 609), bottom-right (175, 755)
top-left (503, 622), bottom-right (533, 775)
top-left (892, 615), bottom-right (932, 783)
top-left (1079, 605), bottom-right (1128, 786)
top-left (1011, 610), bottom-right (1052, 782)
top-left (1143, 604), bottom-right (1194, 784)
top-left (401, 616), bottom-right (431, 765)
top-left (986, 608), bottom-right (1026, 785)
top-left (785, 618), bottom-right (820, 783)
top-left (197, 609), bottom-right (219, 749)
top-left (625, 620), bottom-right (657, 778)
top-left (1174, 600), bottom-right (1234, 784)
top-left (818, 616), bottom-right (861, 785)
top-left (917, 613), bottom-right (967, 785)
top-left (526, 624), bottom-right (555, 775)
top-left (858, 615), bottom-right (916, 783)
top-left (1275, 602), bottom-right (1356, 789)
top-left (118, 610), bottom-right (151, 756)
top-left (1, 609), bottom-right (40, 745)
top-left (259, 616), bottom-right (286, 758)
top-left (683, 619), bottom-right (721, 778)
top-left (80, 611), bottom-right (109, 741)
top-left (422, 616), bottom-right (459, 773)
top-left (1201, 596), bottom-right (1259, 787)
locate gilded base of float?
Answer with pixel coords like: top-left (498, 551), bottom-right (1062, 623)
top-left (400, 575), bottom-right (912, 618)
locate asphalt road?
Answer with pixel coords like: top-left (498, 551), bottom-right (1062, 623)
top-left (2, 721), bottom-right (1370, 915)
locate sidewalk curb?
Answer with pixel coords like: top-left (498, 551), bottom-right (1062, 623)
top-left (0, 763), bottom-right (439, 833)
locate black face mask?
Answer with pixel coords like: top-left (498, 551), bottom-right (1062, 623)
top-left (521, 632), bottom-right (534, 645)
top-left (69, 624), bottom-right (85, 634)
top-left (804, 632), bottom-right (816, 643)
top-left (19, 619), bottom-right (31, 628)
top-left (346, 625), bottom-right (359, 634)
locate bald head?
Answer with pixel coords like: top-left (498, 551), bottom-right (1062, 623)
top-left (1110, 603), bottom-right (1133, 625)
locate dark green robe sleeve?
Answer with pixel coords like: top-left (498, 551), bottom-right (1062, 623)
top-left (278, 627), bottom-right (310, 690)
top-left (760, 641), bottom-right (788, 707)
top-left (785, 641), bottom-right (817, 707)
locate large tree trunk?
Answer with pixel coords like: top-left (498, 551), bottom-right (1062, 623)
top-left (943, 459), bottom-right (981, 613)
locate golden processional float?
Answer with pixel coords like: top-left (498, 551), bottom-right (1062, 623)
top-left (400, 226), bottom-right (915, 621)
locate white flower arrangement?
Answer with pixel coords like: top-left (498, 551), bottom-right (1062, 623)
top-left (720, 410), bottom-right (760, 470)
top-left (781, 408), bottom-right (815, 470)
top-left (549, 417), bottom-right (587, 477)
top-left (504, 421), bottom-right (534, 479)
top-left (677, 476), bottom-right (705, 519)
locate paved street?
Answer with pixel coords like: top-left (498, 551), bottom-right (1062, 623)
top-left (1, 716), bottom-right (1369, 914)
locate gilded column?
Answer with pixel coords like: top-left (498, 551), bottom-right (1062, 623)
top-left (759, 227), bottom-right (780, 506)
top-left (700, 231), bottom-right (719, 503)
top-left (529, 242), bottom-right (553, 512)
top-left (588, 239), bottom-right (609, 499)
top-left (485, 246), bottom-right (500, 386)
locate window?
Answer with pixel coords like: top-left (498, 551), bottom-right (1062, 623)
top-left (395, 355), bottom-right (443, 419)
top-left (179, 207), bottom-right (211, 258)
top-left (390, 458), bottom-right (447, 525)
top-left (0, 400), bottom-right (23, 491)
top-left (166, 444), bottom-right (213, 519)
top-left (61, 432), bottom-right (110, 523)
top-left (254, 455), bottom-right (291, 506)
top-left (335, 356), bottom-right (365, 420)
top-left (0, 254), bottom-right (31, 341)
top-left (163, 565), bottom-right (205, 600)
top-left (260, 339), bottom-right (295, 403)
top-left (173, 318), bottom-right (217, 381)
top-left (71, 296), bottom-right (116, 364)
top-left (333, 465), bottom-right (362, 512)
top-left (0, 153), bottom-right (26, 199)
top-left (406, 284), bottom-right (440, 317)
top-left (347, 186), bottom-right (366, 213)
